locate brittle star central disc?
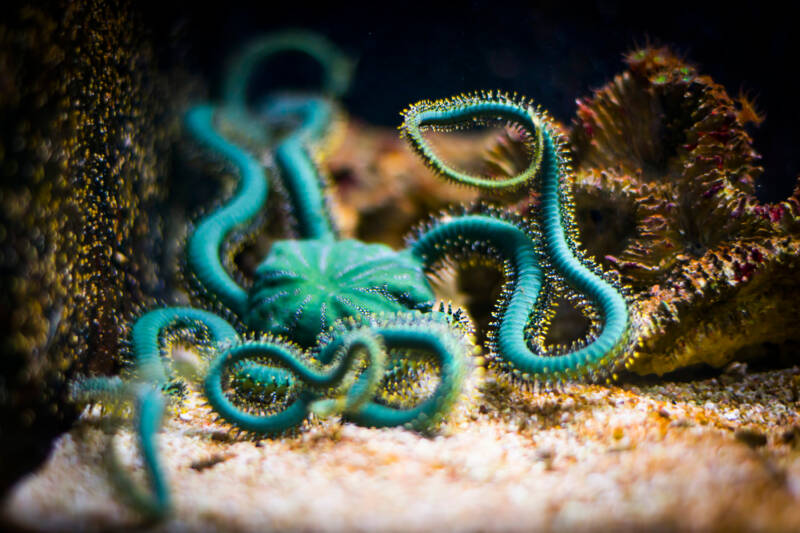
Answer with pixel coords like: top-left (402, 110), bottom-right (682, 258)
top-left (248, 238), bottom-right (435, 345)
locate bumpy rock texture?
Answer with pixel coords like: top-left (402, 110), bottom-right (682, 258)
top-left (0, 0), bottom-right (178, 493)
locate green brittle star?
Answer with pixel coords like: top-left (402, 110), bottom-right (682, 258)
top-left (70, 36), bottom-right (631, 521)
top-left (71, 32), bottom-right (474, 519)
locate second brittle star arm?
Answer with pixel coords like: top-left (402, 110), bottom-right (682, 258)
top-left (403, 92), bottom-right (630, 382)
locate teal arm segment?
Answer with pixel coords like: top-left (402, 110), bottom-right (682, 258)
top-left (222, 30), bottom-right (354, 107)
top-left (203, 330), bottom-right (386, 435)
top-left (403, 92), bottom-right (630, 381)
top-left (264, 97), bottom-right (337, 239)
top-left (131, 306), bottom-right (240, 386)
top-left (184, 105), bottom-right (269, 315)
top-left (341, 317), bottom-right (468, 432)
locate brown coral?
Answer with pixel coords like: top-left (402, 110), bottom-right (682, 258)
top-left (326, 119), bottom-right (482, 248)
top-left (566, 46), bottom-right (800, 375)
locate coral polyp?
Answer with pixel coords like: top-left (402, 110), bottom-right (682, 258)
top-left (570, 46), bottom-right (766, 287)
top-left (564, 46), bottom-right (800, 374)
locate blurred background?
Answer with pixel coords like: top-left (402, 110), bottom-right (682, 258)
top-left (145, 0), bottom-right (798, 201)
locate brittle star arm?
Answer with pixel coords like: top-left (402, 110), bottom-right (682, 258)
top-left (184, 106), bottom-right (268, 316)
top-left (184, 96), bottom-right (339, 315)
top-left (203, 330), bottom-right (387, 435)
top-left (260, 96), bottom-right (338, 239)
top-left (337, 313), bottom-right (471, 433)
top-left (402, 93), bottom-right (630, 382)
top-left (72, 308), bottom-right (241, 518)
top-left (222, 30), bottom-right (354, 106)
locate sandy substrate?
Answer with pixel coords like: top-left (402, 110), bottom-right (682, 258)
top-left (4, 365), bottom-right (800, 532)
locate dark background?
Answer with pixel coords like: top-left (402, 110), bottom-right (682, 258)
top-left (144, 1), bottom-right (798, 202)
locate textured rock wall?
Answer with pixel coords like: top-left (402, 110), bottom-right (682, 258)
top-left (0, 0), bottom-right (176, 493)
